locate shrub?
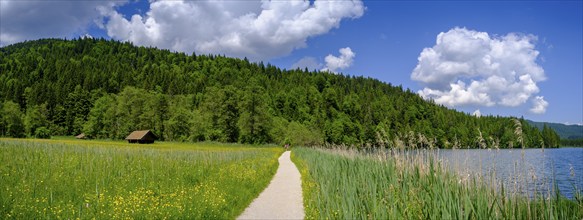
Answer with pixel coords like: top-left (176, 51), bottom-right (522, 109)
top-left (34, 126), bottom-right (51, 139)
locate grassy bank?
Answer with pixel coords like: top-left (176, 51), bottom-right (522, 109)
top-left (0, 138), bottom-right (283, 219)
top-left (292, 147), bottom-right (582, 219)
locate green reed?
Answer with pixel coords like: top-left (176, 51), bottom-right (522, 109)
top-left (292, 147), bottom-right (582, 219)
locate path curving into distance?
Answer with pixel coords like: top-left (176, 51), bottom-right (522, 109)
top-left (238, 151), bottom-right (305, 220)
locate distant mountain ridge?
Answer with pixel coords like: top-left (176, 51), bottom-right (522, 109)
top-left (527, 120), bottom-right (583, 139)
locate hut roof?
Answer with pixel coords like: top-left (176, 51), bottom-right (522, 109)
top-left (125, 130), bottom-right (157, 140)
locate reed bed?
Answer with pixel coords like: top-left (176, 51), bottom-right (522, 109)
top-left (292, 147), bottom-right (582, 219)
top-left (0, 139), bottom-right (283, 219)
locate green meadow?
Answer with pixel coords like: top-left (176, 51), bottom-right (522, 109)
top-left (292, 147), bottom-right (583, 220)
top-left (0, 138), bottom-right (283, 219)
top-left (3, 138), bottom-right (582, 220)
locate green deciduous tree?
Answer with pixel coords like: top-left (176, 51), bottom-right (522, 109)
top-left (238, 81), bottom-right (272, 144)
top-left (163, 96), bottom-right (194, 142)
top-left (285, 121), bottom-right (323, 147)
top-left (24, 103), bottom-right (49, 137)
top-left (201, 86), bottom-right (240, 142)
top-left (2, 101), bottom-right (25, 137)
top-left (83, 94), bottom-right (115, 139)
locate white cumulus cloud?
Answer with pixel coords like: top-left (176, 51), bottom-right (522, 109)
top-left (104, 0), bottom-right (364, 60)
top-left (472, 109), bottom-right (482, 117)
top-left (530, 96), bottom-right (548, 114)
top-left (412, 27), bottom-right (547, 112)
top-left (0, 1), bottom-right (123, 46)
top-left (291, 57), bottom-right (322, 71)
top-left (322, 47), bottom-right (355, 73)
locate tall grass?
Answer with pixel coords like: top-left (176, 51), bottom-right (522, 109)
top-left (0, 139), bottom-right (283, 219)
top-left (292, 147), bottom-right (583, 219)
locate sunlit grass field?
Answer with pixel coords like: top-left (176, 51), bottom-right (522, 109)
top-left (292, 147), bottom-right (583, 220)
top-left (0, 138), bottom-right (283, 219)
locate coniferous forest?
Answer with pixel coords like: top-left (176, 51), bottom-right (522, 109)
top-left (0, 38), bottom-right (560, 148)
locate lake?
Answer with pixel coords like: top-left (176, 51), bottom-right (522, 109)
top-left (436, 147), bottom-right (583, 199)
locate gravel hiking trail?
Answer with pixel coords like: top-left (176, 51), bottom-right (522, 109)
top-left (237, 150), bottom-right (305, 220)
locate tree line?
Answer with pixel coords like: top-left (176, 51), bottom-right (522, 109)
top-left (0, 38), bottom-right (561, 148)
top-left (560, 139), bottom-right (583, 147)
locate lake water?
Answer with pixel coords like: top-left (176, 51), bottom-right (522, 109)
top-left (436, 147), bottom-right (583, 199)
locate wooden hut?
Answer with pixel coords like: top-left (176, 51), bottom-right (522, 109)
top-left (125, 130), bottom-right (157, 144)
top-left (75, 133), bottom-right (86, 139)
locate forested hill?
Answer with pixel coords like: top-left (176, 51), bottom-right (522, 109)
top-left (527, 120), bottom-right (583, 140)
top-left (0, 38), bottom-right (560, 148)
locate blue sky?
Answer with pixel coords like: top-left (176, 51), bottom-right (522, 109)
top-left (1, 0), bottom-right (581, 124)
